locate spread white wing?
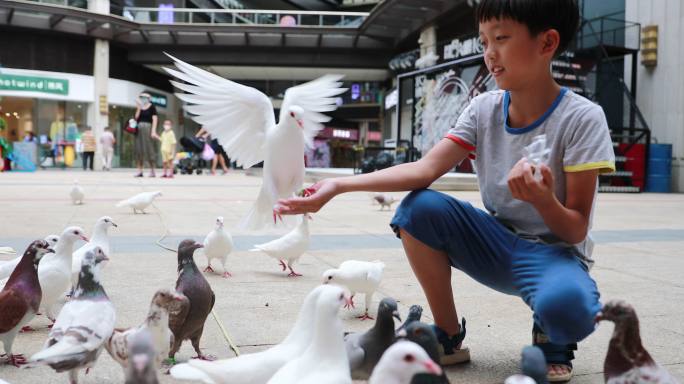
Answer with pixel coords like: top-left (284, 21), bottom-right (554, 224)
top-left (279, 75), bottom-right (347, 148)
top-left (164, 54), bottom-right (276, 168)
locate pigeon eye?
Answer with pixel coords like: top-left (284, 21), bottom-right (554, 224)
top-left (339, 293), bottom-right (345, 300)
top-left (328, 276), bottom-right (333, 280)
top-left (403, 354), bottom-right (415, 363)
top-left (290, 112), bottom-right (295, 118)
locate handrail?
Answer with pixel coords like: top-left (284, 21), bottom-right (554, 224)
top-left (122, 7), bottom-right (369, 17)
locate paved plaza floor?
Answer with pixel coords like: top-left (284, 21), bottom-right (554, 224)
top-left (0, 169), bottom-right (683, 383)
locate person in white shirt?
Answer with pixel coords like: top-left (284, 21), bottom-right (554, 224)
top-left (100, 127), bottom-right (116, 171)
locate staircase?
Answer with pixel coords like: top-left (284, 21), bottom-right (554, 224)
top-left (557, 13), bottom-right (650, 192)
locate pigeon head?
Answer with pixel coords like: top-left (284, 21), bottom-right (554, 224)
top-left (82, 246), bottom-right (109, 267)
top-left (151, 288), bottom-right (184, 309)
top-left (74, 247), bottom-right (109, 297)
top-left (177, 239), bottom-right (203, 269)
top-left (399, 322), bottom-right (437, 345)
top-left (44, 234), bottom-right (60, 248)
top-left (520, 346), bottom-right (548, 384)
top-left (596, 300), bottom-right (638, 324)
top-left (407, 305), bottom-right (423, 320)
top-left (61, 226), bottom-right (89, 243)
top-left (378, 297), bottom-right (401, 323)
top-left (127, 330), bottom-right (157, 381)
top-left (287, 105), bottom-right (305, 129)
top-left (215, 216), bottom-right (224, 228)
top-left (321, 268), bottom-right (338, 284)
top-left (316, 284), bottom-right (349, 316)
top-left (153, 191), bottom-right (163, 198)
top-left (99, 216), bottom-right (118, 229)
top-left (27, 239), bottom-right (54, 266)
top-left (378, 340), bottom-right (442, 379)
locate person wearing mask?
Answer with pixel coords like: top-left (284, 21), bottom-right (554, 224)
top-left (160, 120), bottom-right (177, 178)
top-left (100, 126), bottom-right (116, 171)
top-left (80, 126), bottom-right (96, 171)
top-left (133, 92), bottom-right (159, 177)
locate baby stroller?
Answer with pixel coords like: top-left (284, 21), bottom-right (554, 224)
top-left (177, 136), bottom-right (208, 175)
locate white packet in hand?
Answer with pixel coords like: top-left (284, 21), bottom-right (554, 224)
top-left (522, 134), bottom-right (551, 181)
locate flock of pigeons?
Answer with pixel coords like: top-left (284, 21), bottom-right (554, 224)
top-left (1, 55), bottom-right (680, 384)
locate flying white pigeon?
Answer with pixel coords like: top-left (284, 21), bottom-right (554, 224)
top-left (164, 54), bottom-right (346, 230)
top-left (170, 285), bottom-right (328, 384)
top-left (368, 340), bottom-right (442, 384)
top-left (70, 180), bottom-right (85, 205)
top-left (116, 191), bottom-right (162, 214)
top-left (29, 248), bottom-right (116, 384)
top-left (250, 215), bottom-right (310, 277)
top-left (106, 289), bottom-right (182, 369)
top-left (36, 226), bottom-right (89, 327)
top-left (71, 216), bottom-right (117, 289)
top-left (203, 216), bottom-right (234, 278)
top-left (0, 235), bottom-right (61, 282)
top-left (373, 193), bottom-right (396, 211)
top-left (267, 284), bottom-right (351, 384)
top-left (322, 260), bottom-right (385, 320)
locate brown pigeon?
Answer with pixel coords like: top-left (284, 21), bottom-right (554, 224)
top-left (168, 239), bottom-right (215, 363)
top-left (597, 300), bottom-right (680, 384)
top-left (0, 240), bottom-right (53, 367)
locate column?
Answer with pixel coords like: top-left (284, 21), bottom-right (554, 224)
top-left (89, 0), bottom-right (110, 170)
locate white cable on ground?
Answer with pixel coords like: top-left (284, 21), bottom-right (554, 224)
top-left (152, 203), bottom-right (241, 357)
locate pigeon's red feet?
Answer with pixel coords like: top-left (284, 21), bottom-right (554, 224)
top-left (47, 323), bottom-right (54, 329)
top-left (272, 210), bottom-right (284, 224)
top-left (287, 270), bottom-right (302, 277)
top-left (344, 295), bottom-right (356, 309)
top-left (19, 326), bottom-right (35, 333)
top-left (357, 313), bottom-right (374, 321)
top-left (203, 265), bottom-right (215, 273)
top-left (279, 260), bottom-right (287, 271)
top-left (193, 354), bottom-right (216, 361)
top-left (222, 271), bottom-right (232, 278)
top-left (3, 354), bottom-right (27, 367)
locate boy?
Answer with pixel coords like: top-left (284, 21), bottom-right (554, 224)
top-left (160, 120), bottom-right (177, 178)
top-left (276, 0), bottom-right (615, 381)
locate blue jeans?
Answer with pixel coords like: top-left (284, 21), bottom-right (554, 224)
top-left (390, 189), bottom-right (601, 345)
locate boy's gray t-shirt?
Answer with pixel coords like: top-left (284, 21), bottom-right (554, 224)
top-left (447, 88), bottom-right (615, 268)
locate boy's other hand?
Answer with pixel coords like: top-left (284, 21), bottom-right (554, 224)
top-left (508, 158), bottom-right (555, 207)
top-left (276, 179), bottom-right (339, 215)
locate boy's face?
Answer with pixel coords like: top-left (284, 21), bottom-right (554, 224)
top-left (479, 18), bottom-right (555, 91)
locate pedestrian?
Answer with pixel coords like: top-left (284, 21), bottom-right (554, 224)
top-left (195, 127), bottom-right (230, 175)
top-left (100, 126), bottom-right (116, 171)
top-left (160, 120), bottom-right (177, 178)
top-left (133, 92), bottom-right (159, 177)
top-left (81, 126), bottom-right (96, 171)
top-left (276, 1), bottom-right (614, 382)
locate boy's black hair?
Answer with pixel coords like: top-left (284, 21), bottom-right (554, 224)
top-left (476, 0), bottom-right (580, 56)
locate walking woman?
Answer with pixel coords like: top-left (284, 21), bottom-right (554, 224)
top-left (133, 92), bottom-right (159, 177)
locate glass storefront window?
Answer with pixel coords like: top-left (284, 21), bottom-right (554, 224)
top-left (109, 104), bottom-right (167, 168)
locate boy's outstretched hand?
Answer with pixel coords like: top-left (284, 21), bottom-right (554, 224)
top-left (276, 179), bottom-right (339, 215)
top-left (508, 158), bottom-right (555, 208)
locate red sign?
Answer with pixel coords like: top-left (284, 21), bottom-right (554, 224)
top-left (367, 131), bottom-right (383, 141)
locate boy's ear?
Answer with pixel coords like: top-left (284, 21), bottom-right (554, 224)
top-left (540, 29), bottom-right (561, 56)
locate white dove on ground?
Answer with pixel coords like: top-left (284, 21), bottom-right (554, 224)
top-left (368, 340), bottom-right (442, 384)
top-left (106, 289), bottom-right (182, 369)
top-left (250, 215), bottom-right (310, 277)
top-left (71, 216), bottom-right (117, 289)
top-left (164, 54), bottom-right (346, 229)
top-left (267, 284), bottom-right (351, 384)
top-left (70, 180), bottom-right (85, 205)
top-left (0, 235), bottom-right (60, 282)
top-left (373, 193), bottom-right (396, 211)
top-left (322, 260), bottom-right (385, 320)
top-left (203, 216), bottom-right (234, 278)
top-left (35, 226), bottom-right (89, 328)
top-left (116, 191), bottom-right (162, 214)
top-left (29, 248), bottom-right (116, 384)
top-left (169, 285), bottom-right (328, 384)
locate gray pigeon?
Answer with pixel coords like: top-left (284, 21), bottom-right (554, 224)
top-left (597, 300), bottom-right (680, 384)
top-left (0, 240), bottom-right (52, 367)
top-left (125, 329), bottom-right (159, 384)
top-left (397, 305), bottom-right (423, 334)
top-left (168, 239), bottom-right (216, 362)
top-left (398, 322), bottom-right (450, 384)
top-left (345, 297), bottom-right (402, 380)
top-left (29, 248), bottom-right (116, 384)
top-left (505, 346), bottom-right (547, 384)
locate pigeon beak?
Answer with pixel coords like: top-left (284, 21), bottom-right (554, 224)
top-left (173, 293), bottom-right (184, 301)
top-left (46, 247), bottom-right (55, 253)
top-left (111, 222), bottom-right (118, 228)
top-left (396, 329), bottom-right (407, 338)
top-left (296, 119), bottom-right (304, 129)
top-left (392, 310), bottom-right (402, 322)
top-left (80, 235), bottom-right (90, 242)
top-left (424, 360), bottom-right (442, 376)
top-left (594, 311), bottom-right (604, 323)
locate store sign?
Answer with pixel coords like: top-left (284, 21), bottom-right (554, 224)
top-left (317, 127), bottom-right (359, 141)
top-left (0, 74), bottom-right (69, 95)
top-left (384, 88), bottom-right (398, 110)
top-left (145, 91), bottom-right (168, 108)
top-left (99, 95), bottom-right (108, 115)
top-left (443, 36), bottom-right (484, 60)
